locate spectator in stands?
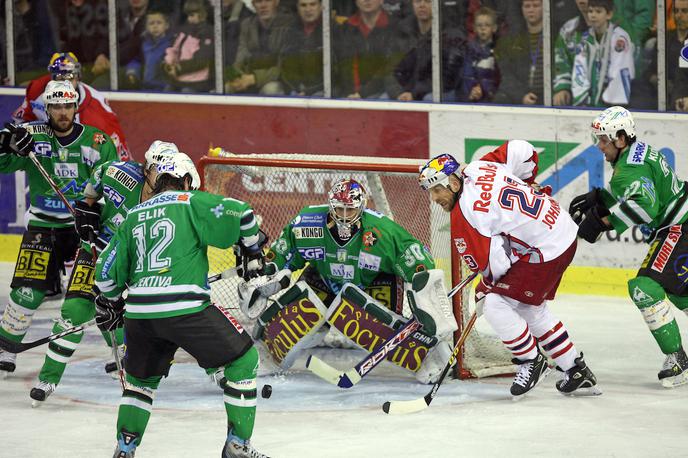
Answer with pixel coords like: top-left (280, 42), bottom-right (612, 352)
top-left (163, 0), bottom-right (214, 93)
top-left (282, 0), bottom-right (325, 96)
top-left (493, 0), bottom-right (544, 105)
top-left (125, 10), bottom-right (173, 91)
top-left (569, 0), bottom-right (634, 106)
top-left (334, 0), bottom-right (403, 99)
top-left (552, 0), bottom-right (590, 106)
top-left (222, 0), bottom-right (255, 69)
top-left (14, 0), bottom-right (56, 85)
top-left (60, 0), bottom-right (110, 87)
top-left (227, 0), bottom-right (292, 95)
top-left (663, 0), bottom-right (688, 111)
top-left (459, 6), bottom-right (499, 102)
top-left (12, 52), bottom-right (130, 159)
top-left (612, 0), bottom-right (654, 60)
top-left (481, 0), bottom-right (525, 38)
top-left (393, 0), bottom-right (466, 101)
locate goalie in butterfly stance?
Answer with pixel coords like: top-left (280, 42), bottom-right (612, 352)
top-left (418, 140), bottom-right (600, 398)
top-left (570, 106), bottom-right (688, 388)
top-left (238, 178), bottom-right (459, 384)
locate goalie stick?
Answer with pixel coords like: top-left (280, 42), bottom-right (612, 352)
top-left (382, 310), bottom-right (478, 415)
top-left (0, 269), bottom-right (238, 354)
top-left (306, 271), bottom-right (478, 388)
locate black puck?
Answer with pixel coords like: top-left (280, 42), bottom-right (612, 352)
top-left (261, 384), bottom-right (272, 399)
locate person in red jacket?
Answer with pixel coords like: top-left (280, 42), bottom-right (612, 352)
top-left (12, 52), bottom-right (131, 160)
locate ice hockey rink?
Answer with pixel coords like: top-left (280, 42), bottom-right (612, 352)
top-left (1, 262), bottom-right (688, 458)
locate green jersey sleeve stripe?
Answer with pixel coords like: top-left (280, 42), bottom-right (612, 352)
top-left (609, 201), bottom-right (635, 227)
top-left (619, 201), bottom-right (649, 224)
top-left (126, 300), bottom-right (207, 314)
top-left (623, 199), bottom-right (652, 223)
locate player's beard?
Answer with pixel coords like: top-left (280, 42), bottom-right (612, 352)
top-left (49, 114), bottom-right (75, 133)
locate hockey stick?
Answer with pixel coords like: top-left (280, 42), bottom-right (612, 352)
top-left (0, 270), bottom-right (237, 354)
top-left (306, 271), bottom-right (478, 388)
top-left (382, 310), bottom-right (479, 415)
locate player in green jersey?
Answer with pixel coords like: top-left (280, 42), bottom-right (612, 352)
top-left (0, 80), bottom-right (118, 377)
top-left (570, 106), bottom-right (688, 387)
top-left (95, 154), bottom-right (269, 458)
top-left (240, 178), bottom-right (459, 384)
top-left (29, 141), bottom-right (189, 404)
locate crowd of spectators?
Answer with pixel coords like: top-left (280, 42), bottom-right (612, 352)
top-left (2, 0), bottom-right (686, 111)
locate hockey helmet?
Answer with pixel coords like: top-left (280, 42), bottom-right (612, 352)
top-left (418, 154), bottom-right (461, 190)
top-left (144, 140), bottom-right (180, 171)
top-left (48, 52), bottom-right (81, 80)
top-left (155, 152), bottom-right (201, 190)
top-left (42, 80), bottom-right (79, 108)
top-left (328, 178), bottom-right (367, 228)
top-left (591, 106), bottom-right (636, 144)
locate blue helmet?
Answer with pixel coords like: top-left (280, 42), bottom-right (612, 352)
top-left (418, 154), bottom-right (461, 190)
top-left (47, 52), bottom-right (81, 80)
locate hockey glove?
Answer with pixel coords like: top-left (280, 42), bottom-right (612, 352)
top-left (238, 269), bottom-right (292, 319)
top-left (577, 206), bottom-right (612, 243)
top-left (4, 123), bottom-right (34, 156)
top-left (569, 188), bottom-right (604, 225)
top-left (74, 200), bottom-right (102, 242)
top-left (474, 277), bottom-right (492, 317)
top-left (235, 229), bottom-right (268, 281)
top-left (530, 182), bottom-right (552, 196)
top-left (95, 294), bottom-right (125, 332)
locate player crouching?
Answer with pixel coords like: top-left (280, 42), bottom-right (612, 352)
top-left (237, 178), bottom-right (457, 384)
top-left (419, 144), bottom-right (601, 398)
top-left (95, 154), bottom-right (269, 458)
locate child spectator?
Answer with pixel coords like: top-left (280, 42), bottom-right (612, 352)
top-left (459, 6), bottom-right (499, 102)
top-left (163, 0), bottom-right (214, 93)
top-left (570, 0), bottom-right (634, 106)
top-left (125, 10), bottom-right (173, 91)
top-left (552, 0), bottom-right (590, 106)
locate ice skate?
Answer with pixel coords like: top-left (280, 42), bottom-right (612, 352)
top-left (510, 350), bottom-right (551, 399)
top-left (0, 349), bottom-right (16, 378)
top-left (30, 380), bottom-right (57, 407)
top-left (113, 430), bottom-right (139, 458)
top-left (222, 430), bottom-right (269, 458)
top-left (658, 349), bottom-right (688, 388)
top-left (556, 353), bottom-right (602, 396)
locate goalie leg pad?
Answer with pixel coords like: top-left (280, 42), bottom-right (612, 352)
top-left (327, 284), bottom-right (438, 373)
top-left (406, 269), bottom-right (458, 339)
top-left (255, 281), bottom-right (329, 369)
top-left (415, 339), bottom-right (453, 384)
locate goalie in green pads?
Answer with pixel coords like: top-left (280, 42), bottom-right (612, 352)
top-left (239, 178), bottom-right (457, 383)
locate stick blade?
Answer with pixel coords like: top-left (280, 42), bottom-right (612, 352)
top-left (381, 398), bottom-right (429, 415)
top-left (0, 336), bottom-right (24, 353)
top-left (305, 355), bottom-right (342, 385)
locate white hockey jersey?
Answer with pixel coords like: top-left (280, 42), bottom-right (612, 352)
top-left (451, 140), bottom-right (578, 282)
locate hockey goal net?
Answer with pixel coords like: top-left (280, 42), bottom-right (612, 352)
top-left (199, 152), bottom-right (513, 379)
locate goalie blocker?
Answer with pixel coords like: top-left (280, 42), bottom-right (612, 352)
top-left (251, 269), bottom-right (457, 383)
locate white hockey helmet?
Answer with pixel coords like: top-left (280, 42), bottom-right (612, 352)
top-left (155, 152), bottom-right (201, 190)
top-left (144, 140), bottom-right (180, 171)
top-left (328, 178), bottom-right (367, 228)
top-left (418, 154), bottom-right (461, 190)
top-left (591, 106), bottom-right (636, 143)
top-left (42, 80), bottom-right (78, 108)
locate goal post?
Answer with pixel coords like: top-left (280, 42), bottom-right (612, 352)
top-left (198, 152), bottom-right (514, 379)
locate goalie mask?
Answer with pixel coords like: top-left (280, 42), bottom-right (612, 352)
top-left (328, 179), bottom-right (367, 240)
top-left (418, 154), bottom-right (461, 191)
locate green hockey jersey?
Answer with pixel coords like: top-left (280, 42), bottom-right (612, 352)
top-left (84, 160), bottom-right (145, 247)
top-left (267, 205), bottom-right (435, 293)
top-left (0, 122), bottom-right (118, 228)
top-left (96, 190), bottom-right (260, 319)
top-left (601, 141), bottom-right (687, 236)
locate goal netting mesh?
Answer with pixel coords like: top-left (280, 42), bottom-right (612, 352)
top-left (200, 152), bottom-right (514, 378)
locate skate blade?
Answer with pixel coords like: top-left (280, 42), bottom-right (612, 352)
top-left (31, 399), bottom-right (44, 408)
top-left (661, 372), bottom-right (688, 388)
top-left (560, 385), bottom-right (603, 397)
top-left (511, 367), bottom-right (552, 401)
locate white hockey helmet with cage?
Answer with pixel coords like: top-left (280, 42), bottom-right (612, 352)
top-left (42, 80), bottom-right (78, 107)
top-left (418, 154), bottom-right (461, 190)
top-left (328, 179), bottom-right (368, 228)
top-left (591, 106), bottom-right (636, 143)
top-left (155, 152), bottom-right (201, 190)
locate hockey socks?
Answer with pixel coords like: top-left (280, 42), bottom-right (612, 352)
top-left (0, 287), bottom-right (45, 343)
top-left (116, 373), bottom-right (161, 447)
top-left (629, 277), bottom-right (682, 354)
top-left (537, 321), bottom-right (577, 371)
top-left (223, 346), bottom-right (259, 441)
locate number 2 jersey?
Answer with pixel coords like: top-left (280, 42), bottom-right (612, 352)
top-left (452, 140), bottom-right (579, 281)
top-left (95, 190), bottom-right (260, 319)
top-left (266, 205), bottom-right (435, 293)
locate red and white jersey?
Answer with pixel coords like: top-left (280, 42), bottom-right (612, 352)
top-left (12, 74), bottom-right (130, 160)
top-left (451, 140), bottom-right (578, 281)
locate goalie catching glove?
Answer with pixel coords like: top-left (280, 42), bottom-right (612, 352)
top-left (95, 294), bottom-right (125, 332)
top-left (238, 268), bottom-right (292, 319)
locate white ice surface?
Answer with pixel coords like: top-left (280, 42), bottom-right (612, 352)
top-left (1, 262), bottom-right (688, 458)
